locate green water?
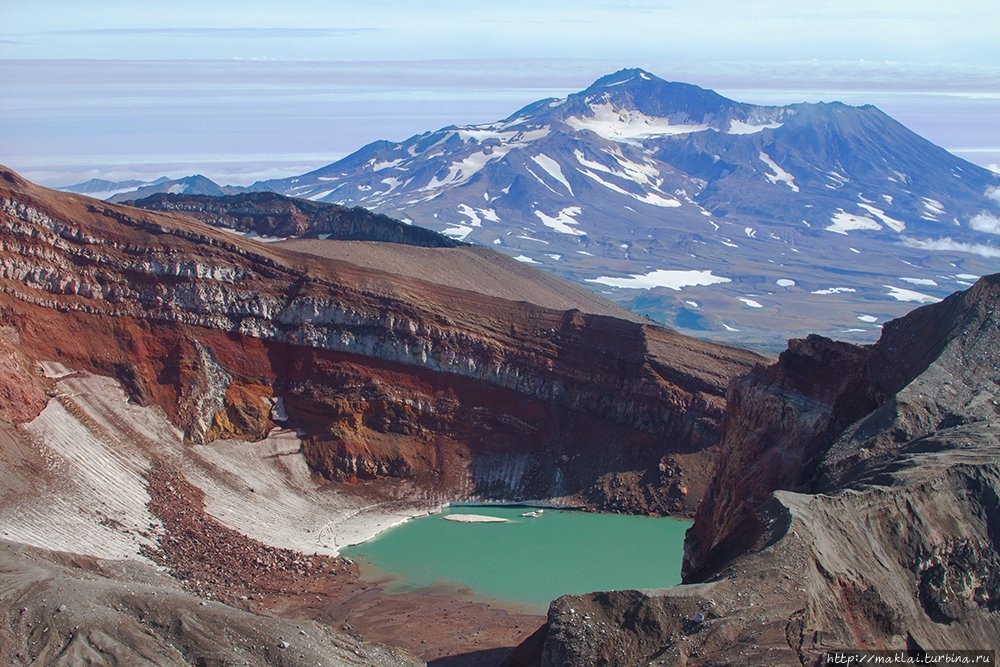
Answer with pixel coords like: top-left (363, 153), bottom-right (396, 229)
top-left (342, 506), bottom-right (691, 610)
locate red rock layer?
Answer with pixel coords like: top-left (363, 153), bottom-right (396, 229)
top-left (0, 165), bottom-right (763, 510)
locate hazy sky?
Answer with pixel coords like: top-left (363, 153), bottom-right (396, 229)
top-left (2, 1), bottom-right (998, 185)
top-left (4, 1), bottom-right (998, 63)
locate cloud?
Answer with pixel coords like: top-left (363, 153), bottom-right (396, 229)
top-left (986, 185), bottom-right (1000, 205)
top-left (40, 27), bottom-right (376, 39)
top-left (903, 237), bottom-right (1000, 258)
top-left (970, 211), bottom-right (1000, 235)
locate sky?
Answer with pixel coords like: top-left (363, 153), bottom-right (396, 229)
top-left (2, 1), bottom-right (999, 186)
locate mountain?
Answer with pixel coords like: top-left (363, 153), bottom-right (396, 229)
top-left (0, 165), bottom-right (762, 661)
top-left (107, 174), bottom-right (242, 202)
top-left (59, 174), bottom-right (241, 202)
top-left (59, 175), bottom-right (170, 199)
top-left (511, 274), bottom-right (1000, 665)
top-left (254, 68), bottom-right (1000, 350)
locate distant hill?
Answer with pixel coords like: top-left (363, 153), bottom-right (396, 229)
top-left (125, 191), bottom-right (462, 248)
top-left (59, 175), bottom-right (170, 199)
top-left (58, 174), bottom-right (243, 202)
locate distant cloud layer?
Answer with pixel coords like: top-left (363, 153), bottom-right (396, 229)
top-left (905, 237), bottom-right (1000, 258)
top-left (3, 57), bottom-right (999, 189)
top-left (40, 27), bottom-right (375, 38)
top-left (970, 212), bottom-right (1000, 235)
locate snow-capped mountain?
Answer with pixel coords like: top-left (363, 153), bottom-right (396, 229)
top-left (255, 69), bottom-right (995, 348)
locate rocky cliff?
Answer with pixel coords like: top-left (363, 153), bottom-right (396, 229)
top-left (0, 165), bottom-right (762, 512)
top-left (125, 191), bottom-right (462, 247)
top-left (514, 275), bottom-right (999, 665)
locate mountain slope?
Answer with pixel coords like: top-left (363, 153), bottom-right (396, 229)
top-left (513, 275), bottom-right (1000, 665)
top-left (254, 68), bottom-right (1000, 350)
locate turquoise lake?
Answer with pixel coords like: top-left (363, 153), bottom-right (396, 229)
top-left (341, 505), bottom-right (692, 611)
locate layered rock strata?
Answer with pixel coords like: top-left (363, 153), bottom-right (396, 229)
top-left (0, 166), bottom-right (762, 510)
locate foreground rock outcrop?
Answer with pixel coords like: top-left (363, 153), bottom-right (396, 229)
top-left (0, 165), bottom-right (763, 513)
top-left (0, 539), bottom-right (420, 667)
top-left (514, 275), bottom-right (1000, 665)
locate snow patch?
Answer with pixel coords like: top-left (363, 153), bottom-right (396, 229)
top-left (578, 169), bottom-right (680, 207)
top-left (534, 206), bottom-right (586, 236)
top-left (479, 208), bottom-right (501, 223)
top-left (441, 224), bottom-right (474, 240)
top-left (857, 315), bottom-right (879, 323)
top-left (419, 127), bottom-right (550, 191)
top-left (514, 255), bottom-right (541, 264)
top-left (758, 152), bottom-right (799, 192)
top-left (858, 203), bottom-right (905, 232)
top-left (531, 154), bottom-right (574, 195)
top-left (738, 298), bottom-right (764, 308)
top-left (812, 287), bottom-right (857, 295)
top-left (456, 204), bottom-right (483, 227)
top-left (776, 279), bottom-right (796, 288)
top-left (728, 119), bottom-right (782, 135)
top-left (586, 269), bottom-right (730, 291)
top-left (827, 210), bottom-right (882, 235)
top-left (368, 158), bottom-right (403, 171)
top-left (566, 103), bottom-right (710, 143)
top-left (899, 277), bottom-right (938, 286)
top-left (884, 285), bottom-right (940, 304)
